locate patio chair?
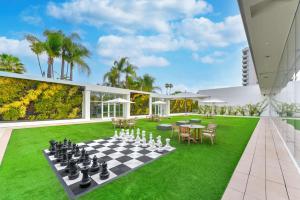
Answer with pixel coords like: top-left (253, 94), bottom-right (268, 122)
top-left (171, 124), bottom-right (179, 138)
top-left (202, 124), bottom-right (217, 144)
top-left (127, 118), bottom-right (136, 129)
top-left (112, 118), bottom-right (119, 129)
top-left (178, 126), bottom-right (195, 144)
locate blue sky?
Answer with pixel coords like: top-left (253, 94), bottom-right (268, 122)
top-left (0, 0), bottom-right (247, 93)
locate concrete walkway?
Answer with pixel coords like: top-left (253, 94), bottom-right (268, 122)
top-left (0, 128), bottom-right (12, 165)
top-left (222, 118), bottom-right (300, 200)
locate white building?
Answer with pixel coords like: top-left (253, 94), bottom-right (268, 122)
top-left (242, 47), bottom-right (257, 86)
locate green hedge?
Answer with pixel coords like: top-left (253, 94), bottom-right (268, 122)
top-left (0, 77), bottom-right (83, 121)
top-left (130, 93), bottom-right (149, 115)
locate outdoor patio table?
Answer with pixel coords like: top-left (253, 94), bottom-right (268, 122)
top-left (176, 120), bottom-right (190, 126)
top-left (156, 124), bottom-right (172, 131)
top-left (180, 124), bottom-right (205, 143)
top-left (189, 119), bottom-right (201, 124)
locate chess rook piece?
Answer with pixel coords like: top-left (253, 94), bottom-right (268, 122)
top-left (100, 162), bottom-right (110, 180)
top-left (83, 152), bottom-right (91, 166)
top-left (68, 159), bottom-right (79, 180)
top-left (80, 166), bottom-right (91, 188)
top-left (90, 156), bottom-right (100, 172)
top-left (64, 152), bottom-right (73, 172)
top-left (60, 146), bottom-right (68, 166)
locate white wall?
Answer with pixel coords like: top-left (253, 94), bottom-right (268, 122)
top-left (197, 84), bottom-right (264, 106)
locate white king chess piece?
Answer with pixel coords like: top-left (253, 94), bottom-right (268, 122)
top-left (156, 135), bottom-right (163, 153)
top-left (164, 138), bottom-right (172, 150)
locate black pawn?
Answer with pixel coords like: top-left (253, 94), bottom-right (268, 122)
top-left (63, 138), bottom-right (67, 146)
top-left (74, 145), bottom-right (80, 157)
top-left (100, 161), bottom-right (110, 180)
top-left (67, 140), bottom-right (72, 150)
top-left (68, 159), bottom-right (79, 180)
top-left (79, 148), bottom-right (86, 162)
top-left (64, 152), bottom-right (73, 173)
top-left (90, 156), bottom-right (99, 172)
top-left (80, 166), bottom-right (91, 188)
top-left (60, 147), bottom-right (68, 166)
top-left (83, 153), bottom-right (91, 166)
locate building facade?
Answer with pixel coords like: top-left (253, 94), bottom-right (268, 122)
top-left (242, 47), bottom-right (257, 86)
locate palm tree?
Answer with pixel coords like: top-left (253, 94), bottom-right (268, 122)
top-left (103, 67), bottom-right (119, 87)
top-left (169, 83), bottom-right (173, 94)
top-left (25, 35), bottom-right (45, 76)
top-left (113, 57), bottom-right (128, 86)
top-left (165, 83), bottom-right (170, 94)
top-left (43, 30), bottom-right (64, 78)
top-left (0, 54), bottom-right (25, 74)
top-left (60, 32), bottom-right (80, 80)
top-left (123, 64), bottom-right (137, 88)
top-left (65, 43), bottom-right (90, 81)
top-left (139, 74), bottom-right (160, 92)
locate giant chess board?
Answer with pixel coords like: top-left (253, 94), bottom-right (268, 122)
top-left (43, 131), bottom-right (175, 199)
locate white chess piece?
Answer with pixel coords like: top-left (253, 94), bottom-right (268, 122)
top-left (142, 136), bottom-right (148, 147)
top-left (135, 132), bottom-right (141, 146)
top-left (156, 136), bottom-right (163, 152)
top-left (125, 129), bottom-right (130, 139)
top-left (113, 130), bottom-right (118, 139)
top-left (164, 138), bottom-right (172, 150)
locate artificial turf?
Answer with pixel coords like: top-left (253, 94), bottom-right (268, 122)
top-left (0, 116), bottom-right (258, 200)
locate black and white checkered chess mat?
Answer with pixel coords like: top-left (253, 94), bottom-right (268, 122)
top-left (43, 137), bottom-right (175, 198)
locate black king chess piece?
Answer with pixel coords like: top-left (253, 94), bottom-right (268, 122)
top-left (79, 166), bottom-right (91, 188)
top-left (68, 159), bottom-right (79, 180)
top-left (90, 156), bottom-right (100, 172)
top-left (100, 161), bottom-right (110, 180)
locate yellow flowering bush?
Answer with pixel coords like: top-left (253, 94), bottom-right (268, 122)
top-left (170, 99), bottom-right (198, 113)
top-left (0, 77), bottom-right (83, 121)
top-left (130, 93), bottom-right (149, 115)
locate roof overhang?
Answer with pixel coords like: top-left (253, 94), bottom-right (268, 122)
top-left (238, 0), bottom-right (299, 95)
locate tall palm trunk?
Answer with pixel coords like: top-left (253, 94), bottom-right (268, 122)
top-left (70, 62), bottom-right (74, 81)
top-left (47, 57), bottom-right (52, 78)
top-left (61, 55), bottom-right (65, 80)
top-left (36, 54), bottom-right (43, 77)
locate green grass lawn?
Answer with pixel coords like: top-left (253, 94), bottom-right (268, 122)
top-left (287, 119), bottom-right (300, 130)
top-left (0, 116), bottom-right (258, 200)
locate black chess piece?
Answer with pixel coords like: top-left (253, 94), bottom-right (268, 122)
top-left (100, 161), bottom-right (110, 180)
top-left (74, 145), bottom-right (80, 157)
top-left (79, 148), bottom-right (86, 162)
top-left (71, 143), bottom-right (76, 154)
top-left (68, 159), bottom-right (79, 180)
top-left (63, 138), bottom-right (67, 146)
top-left (67, 140), bottom-right (72, 150)
top-left (83, 152), bottom-right (91, 166)
top-left (79, 166), bottom-right (91, 188)
top-left (90, 156), bottom-right (100, 172)
top-left (49, 140), bottom-right (56, 155)
top-left (60, 146), bottom-right (68, 166)
top-left (64, 151), bottom-right (73, 172)
top-left (56, 142), bottom-right (63, 162)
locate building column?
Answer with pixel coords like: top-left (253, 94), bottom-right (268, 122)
top-left (108, 103), bottom-right (110, 118)
top-left (149, 96), bottom-right (152, 116)
top-left (82, 90), bottom-right (91, 120)
top-left (166, 100), bottom-right (170, 116)
top-left (124, 94), bottom-right (131, 118)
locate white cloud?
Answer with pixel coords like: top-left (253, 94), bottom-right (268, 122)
top-left (193, 51), bottom-right (226, 64)
top-left (97, 34), bottom-right (173, 67)
top-left (0, 36), bottom-right (33, 57)
top-left (47, 0), bottom-right (212, 33)
top-left (176, 15), bottom-right (246, 49)
top-left (20, 6), bottom-right (43, 26)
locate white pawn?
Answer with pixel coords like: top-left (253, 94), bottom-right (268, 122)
top-left (149, 132), bottom-right (153, 142)
top-left (142, 136), bottom-right (148, 147)
top-left (125, 129), bottom-right (130, 139)
top-left (156, 136), bottom-right (163, 152)
top-left (135, 132), bottom-right (141, 146)
top-left (129, 129), bottom-right (135, 142)
top-left (164, 138), bottom-right (172, 150)
top-left (113, 130), bottom-right (118, 139)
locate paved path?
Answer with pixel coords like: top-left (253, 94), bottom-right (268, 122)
top-left (222, 118), bottom-right (300, 200)
top-left (0, 128), bottom-right (12, 165)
